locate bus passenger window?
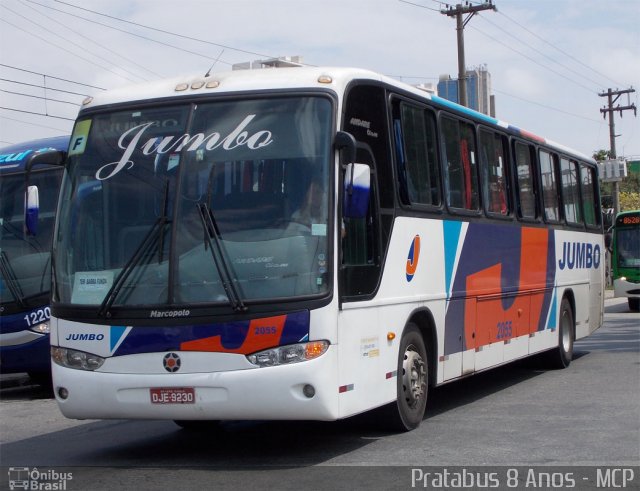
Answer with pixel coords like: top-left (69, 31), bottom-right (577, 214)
top-left (539, 150), bottom-right (560, 222)
top-left (514, 142), bottom-right (537, 219)
top-left (441, 117), bottom-right (479, 211)
top-left (395, 103), bottom-right (440, 206)
top-left (580, 164), bottom-right (599, 227)
top-left (479, 129), bottom-right (509, 216)
top-left (561, 158), bottom-right (582, 225)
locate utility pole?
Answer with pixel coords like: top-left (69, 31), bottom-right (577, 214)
top-left (599, 87), bottom-right (637, 214)
top-left (441, 1), bottom-right (496, 108)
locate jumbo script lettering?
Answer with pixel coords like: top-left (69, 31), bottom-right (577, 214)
top-left (558, 242), bottom-right (601, 270)
top-left (65, 333), bottom-right (105, 341)
top-left (95, 114), bottom-right (273, 180)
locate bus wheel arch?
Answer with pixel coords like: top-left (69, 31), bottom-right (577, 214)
top-left (384, 310), bottom-right (435, 431)
top-left (547, 291), bottom-right (575, 369)
top-left (408, 308), bottom-right (437, 388)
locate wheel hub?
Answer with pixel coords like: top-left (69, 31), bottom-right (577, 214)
top-left (402, 346), bottom-right (426, 408)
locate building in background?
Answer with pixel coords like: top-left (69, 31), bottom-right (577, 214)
top-left (233, 56), bottom-right (304, 70)
top-left (437, 65), bottom-right (495, 117)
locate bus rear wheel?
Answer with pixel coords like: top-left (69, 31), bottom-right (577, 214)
top-left (628, 298), bottom-right (639, 312)
top-left (385, 323), bottom-right (428, 431)
top-left (545, 297), bottom-right (574, 369)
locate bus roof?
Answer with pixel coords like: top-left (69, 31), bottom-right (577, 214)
top-left (0, 135), bottom-right (70, 174)
top-left (79, 66), bottom-right (594, 164)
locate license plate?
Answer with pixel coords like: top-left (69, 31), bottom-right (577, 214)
top-left (150, 387), bottom-right (195, 404)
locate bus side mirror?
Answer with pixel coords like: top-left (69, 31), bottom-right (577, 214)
top-left (23, 149), bottom-right (66, 236)
top-left (27, 149), bottom-right (66, 169)
top-left (605, 232), bottom-right (612, 252)
top-left (25, 185), bottom-right (39, 236)
top-left (344, 163), bottom-right (370, 219)
top-left (335, 131), bottom-right (356, 165)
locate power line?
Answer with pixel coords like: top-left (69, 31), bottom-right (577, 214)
top-left (0, 106), bottom-right (76, 121)
top-left (389, 74), bottom-right (439, 81)
top-left (475, 12), bottom-right (605, 89)
top-left (53, 0), bottom-right (275, 59)
top-left (468, 24), bottom-right (597, 94)
top-left (0, 88), bottom-right (80, 106)
top-left (599, 87), bottom-right (637, 214)
top-left (0, 17), bottom-right (140, 83)
top-left (497, 10), bottom-right (626, 89)
top-left (385, 73), bottom-right (602, 124)
top-left (0, 77), bottom-right (91, 97)
top-left (17, 0), bottom-right (162, 80)
top-left (1, 3), bottom-right (147, 83)
top-left (493, 88), bottom-right (603, 123)
top-left (0, 114), bottom-right (70, 132)
top-left (0, 64), bottom-right (106, 90)
top-left (398, 0), bottom-right (441, 13)
top-left (23, 0), bottom-right (235, 66)
top-left (402, 1), bottom-right (619, 97)
top-left (440, 1), bottom-right (497, 107)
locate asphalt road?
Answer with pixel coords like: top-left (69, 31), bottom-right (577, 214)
top-left (1, 297), bottom-right (638, 490)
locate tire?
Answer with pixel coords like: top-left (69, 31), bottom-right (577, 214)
top-left (173, 420), bottom-right (221, 431)
top-left (628, 298), bottom-right (640, 312)
top-left (28, 371), bottom-right (52, 387)
top-left (384, 323), bottom-right (429, 431)
top-left (545, 297), bottom-right (575, 369)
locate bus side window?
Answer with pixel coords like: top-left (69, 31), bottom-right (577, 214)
top-left (514, 141), bottom-right (537, 220)
top-left (539, 149), bottom-right (561, 222)
top-left (441, 116), bottom-right (479, 211)
top-left (580, 163), bottom-right (599, 228)
top-left (343, 147), bottom-right (377, 266)
top-left (394, 102), bottom-right (441, 207)
top-left (561, 157), bottom-right (583, 225)
top-left (479, 129), bottom-right (509, 216)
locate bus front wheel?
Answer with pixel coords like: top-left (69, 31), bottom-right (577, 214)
top-left (385, 323), bottom-right (428, 431)
top-left (628, 298), bottom-right (639, 312)
top-left (173, 420), bottom-right (221, 431)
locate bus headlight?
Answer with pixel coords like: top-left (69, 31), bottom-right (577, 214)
top-left (247, 341), bottom-right (329, 367)
top-left (51, 347), bottom-right (105, 371)
top-left (29, 321), bottom-right (50, 334)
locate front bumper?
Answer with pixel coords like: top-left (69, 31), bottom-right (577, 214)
top-left (614, 277), bottom-right (640, 298)
top-left (52, 346), bottom-right (339, 421)
top-left (0, 333), bottom-right (50, 374)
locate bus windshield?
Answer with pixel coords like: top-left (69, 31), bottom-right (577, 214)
top-left (54, 96), bottom-right (333, 311)
top-left (0, 168), bottom-right (63, 314)
top-left (616, 223), bottom-right (640, 268)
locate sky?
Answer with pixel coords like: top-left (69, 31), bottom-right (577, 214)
top-left (0, 0), bottom-right (639, 159)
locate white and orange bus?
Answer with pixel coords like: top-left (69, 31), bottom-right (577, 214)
top-left (50, 67), bottom-right (603, 430)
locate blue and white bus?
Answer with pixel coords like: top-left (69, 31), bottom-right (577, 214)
top-left (0, 136), bottom-right (68, 382)
top-left (50, 67), bottom-right (603, 430)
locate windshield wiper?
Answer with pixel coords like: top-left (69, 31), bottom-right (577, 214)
top-left (0, 251), bottom-right (26, 308)
top-left (197, 202), bottom-right (247, 312)
top-left (98, 181), bottom-right (171, 318)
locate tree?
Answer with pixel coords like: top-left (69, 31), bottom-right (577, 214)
top-left (593, 149), bottom-right (613, 161)
top-left (620, 191), bottom-right (640, 211)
